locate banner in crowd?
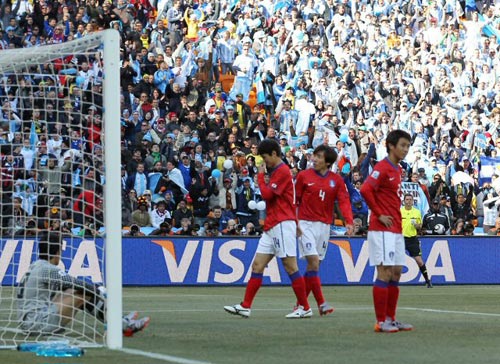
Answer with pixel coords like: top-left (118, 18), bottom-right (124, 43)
top-left (479, 156), bottom-right (500, 185)
top-left (1, 236), bottom-right (499, 286)
top-left (401, 182), bottom-right (429, 217)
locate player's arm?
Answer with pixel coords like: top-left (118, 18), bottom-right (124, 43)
top-left (43, 265), bottom-right (100, 298)
top-left (294, 171), bottom-right (305, 206)
top-left (414, 210), bottom-right (422, 230)
top-left (257, 167), bottom-right (289, 199)
top-left (359, 174), bottom-right (383, 218)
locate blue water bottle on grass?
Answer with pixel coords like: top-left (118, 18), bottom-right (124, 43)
top-left (18, 341), bottom-right (83, 357)
top-left (17, 342), bottom-right (42, 352)
top-left (18, 340), bottom-right (69, 352)
top-left (36, 343), bottom-right (84, 357)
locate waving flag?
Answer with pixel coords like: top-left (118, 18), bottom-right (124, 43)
top-left (273, 0), bottom-right (291, 13)
top-left (29, 121), bottom-right (38, 151)
top-left (255, 72), bottom-right (266, 105)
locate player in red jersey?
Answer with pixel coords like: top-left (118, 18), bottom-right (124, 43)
top-left (224, 139), bottom-right (311, 319)
top-left (360, 129), bottom-right (414, 333)
top-left (295, 145), bottom-right (354, 316)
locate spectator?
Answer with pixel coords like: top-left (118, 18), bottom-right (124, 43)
top-left (218, 171), bottom-right (236, 201)
top-left (175, 217), bottom-right (195, 236)
top-left (242, 221), bottom-right (260, 236)
top-left (149, 221), bottom-right (173, 236)
top-left (124, 224), bottom-right (146, 237)
top-left (235, 176), bottom-right (259, 227)
top-left (189, 177), bottom-right (216, 227)
top-left (2, 0), bottom-right (500, 240)
top-left (150, 200), bottom-right (172, 228)
top-left (126, 162), bottom-right (149, 197)
top-left (155, 160), bottom-right (187, 204)
top-left (222, 219), bottom-right (242, 235)
top-left (487, 217), bottom-right (500, 236)
top-left (171, 199), bottom-right (193, 228)
top-left (352, 218), bottom-right (367, 237)
top-left (449, 187), bottom-right (475, 225)
top-left (423, 198), bottom-right (451, 235)
top-left (428, 173), bottom-right (451, 201)
top-left (131, 196), bottom-right (152, 227)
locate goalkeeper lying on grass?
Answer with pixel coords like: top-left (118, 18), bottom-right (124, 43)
top-left (16, 232), bottom-right (149, 337)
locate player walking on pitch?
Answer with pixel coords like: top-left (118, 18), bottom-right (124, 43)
top-left (224, 139), bottom-right (311, 318)
top-left (295, 145), bottom-right (353, 315)
top-left (360, 130), bottom-right (414, 333)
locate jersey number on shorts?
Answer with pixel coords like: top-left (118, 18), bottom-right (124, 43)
top-left (319, 189), bottom-right (325, 201)
top-left (273, 237), bottom-right (280, 248)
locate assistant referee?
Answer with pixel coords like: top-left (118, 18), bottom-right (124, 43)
top-left (401, 193), bottom-right (432, 288)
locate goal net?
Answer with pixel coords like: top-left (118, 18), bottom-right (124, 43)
top-left (0, 30), bottom-right (122, 349)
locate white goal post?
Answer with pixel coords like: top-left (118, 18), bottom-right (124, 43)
top-left (0, 29), bottom-right (122, 349)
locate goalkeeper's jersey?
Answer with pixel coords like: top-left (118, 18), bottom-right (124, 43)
top-left (17, 259), bottom-right (96, 321)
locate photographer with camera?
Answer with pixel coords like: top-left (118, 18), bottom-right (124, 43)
top-left (352, 218), bottom-right (367, 237)
top-left (222, 219), bottom-right (241, 235)
top-left (150, 221), bottom-right (173, 236)
top-left (124, 224), bottom-right (146, 237)
top-left (243, 222), bottom-right (260, 236)
top-left (202, 219), bottom-right (221, 237)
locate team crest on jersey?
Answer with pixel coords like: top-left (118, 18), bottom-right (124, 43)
top-left (271, 183), bottom-right (277, 189)
top-left (330, 180), bottom-right (335, 188)
top-left (371, 171), bottom-right (380, 179)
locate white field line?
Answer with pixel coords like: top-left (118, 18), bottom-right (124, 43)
top-left (114, 306), bottom-right (499, 363)
top-left (130, 306), bottom-right (500, 317)
top-left (117, 347), bottom-right (213, 364)
top-left (400, 307), bottom-right (500, 317)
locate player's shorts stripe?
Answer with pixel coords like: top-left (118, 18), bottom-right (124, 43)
top-left (382, 232), bottom-right (386, 261)
top-left (280, 224), bottom-right (286, 256)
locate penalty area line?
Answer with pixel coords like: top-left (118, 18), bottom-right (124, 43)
top-left (134, 306), bottom-right (500, 318)
top-left (118, 347), bottom-right (213, 364)
top-left (401, 307), bottom-right (500, 317)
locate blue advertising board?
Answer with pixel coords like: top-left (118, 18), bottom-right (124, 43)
top-left (1, 236), bottom-right (499, 286)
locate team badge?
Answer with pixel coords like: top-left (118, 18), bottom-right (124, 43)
top-left (271, 183), bottom-right (277, 189)
top-left (371, 171), bottom-right (380, 179)
top-left (330, 180), bottom-right (335, 188)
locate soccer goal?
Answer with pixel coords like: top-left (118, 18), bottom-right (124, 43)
top-left (0, 30), bottom-right (122, 349)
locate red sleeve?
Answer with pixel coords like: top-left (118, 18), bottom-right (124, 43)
top-left (294, 171), bottom-right (305, 206)
top-left (337, 179), bottom-right (354, 225)
top-left (360, 179), bottom-right (383, 218)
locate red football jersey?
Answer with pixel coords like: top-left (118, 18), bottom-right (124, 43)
top-left (257, 163), bottom-right (296, 231)
top-left (295, 169), bottom-right (353, 225)
top-left (360, 157), bottom-right (403, 233)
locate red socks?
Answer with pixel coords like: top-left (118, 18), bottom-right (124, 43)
top-left (305, 271), bottom-right (325, 306)
top-left (242, 273), bottom-right (263, 308)
top-left (386, 280), bottom-right (400, 321)
top-left (290, 271), bottom-right (310, 310)
top-left (243, 272), bottom-right (312, 311)
top-left (373, 279), bottom-right (389, 323)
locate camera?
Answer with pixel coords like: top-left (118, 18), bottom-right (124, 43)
top-left (130, 224), bottom-right (139, 235)
top-left (235, 224), bottom-right (242, 231)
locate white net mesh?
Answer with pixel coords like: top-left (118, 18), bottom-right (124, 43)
top-left (0, 31), bottom-right (115, 348)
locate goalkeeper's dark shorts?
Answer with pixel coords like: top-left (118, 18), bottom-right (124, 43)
top-left (404, 236), bottom-right (422, 258)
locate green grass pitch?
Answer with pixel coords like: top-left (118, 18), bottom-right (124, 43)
top-left (2, 285), bottom-right (500, 364)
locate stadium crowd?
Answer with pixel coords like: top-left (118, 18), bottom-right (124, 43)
top-left (0, 0), bottom-right (500, 237)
